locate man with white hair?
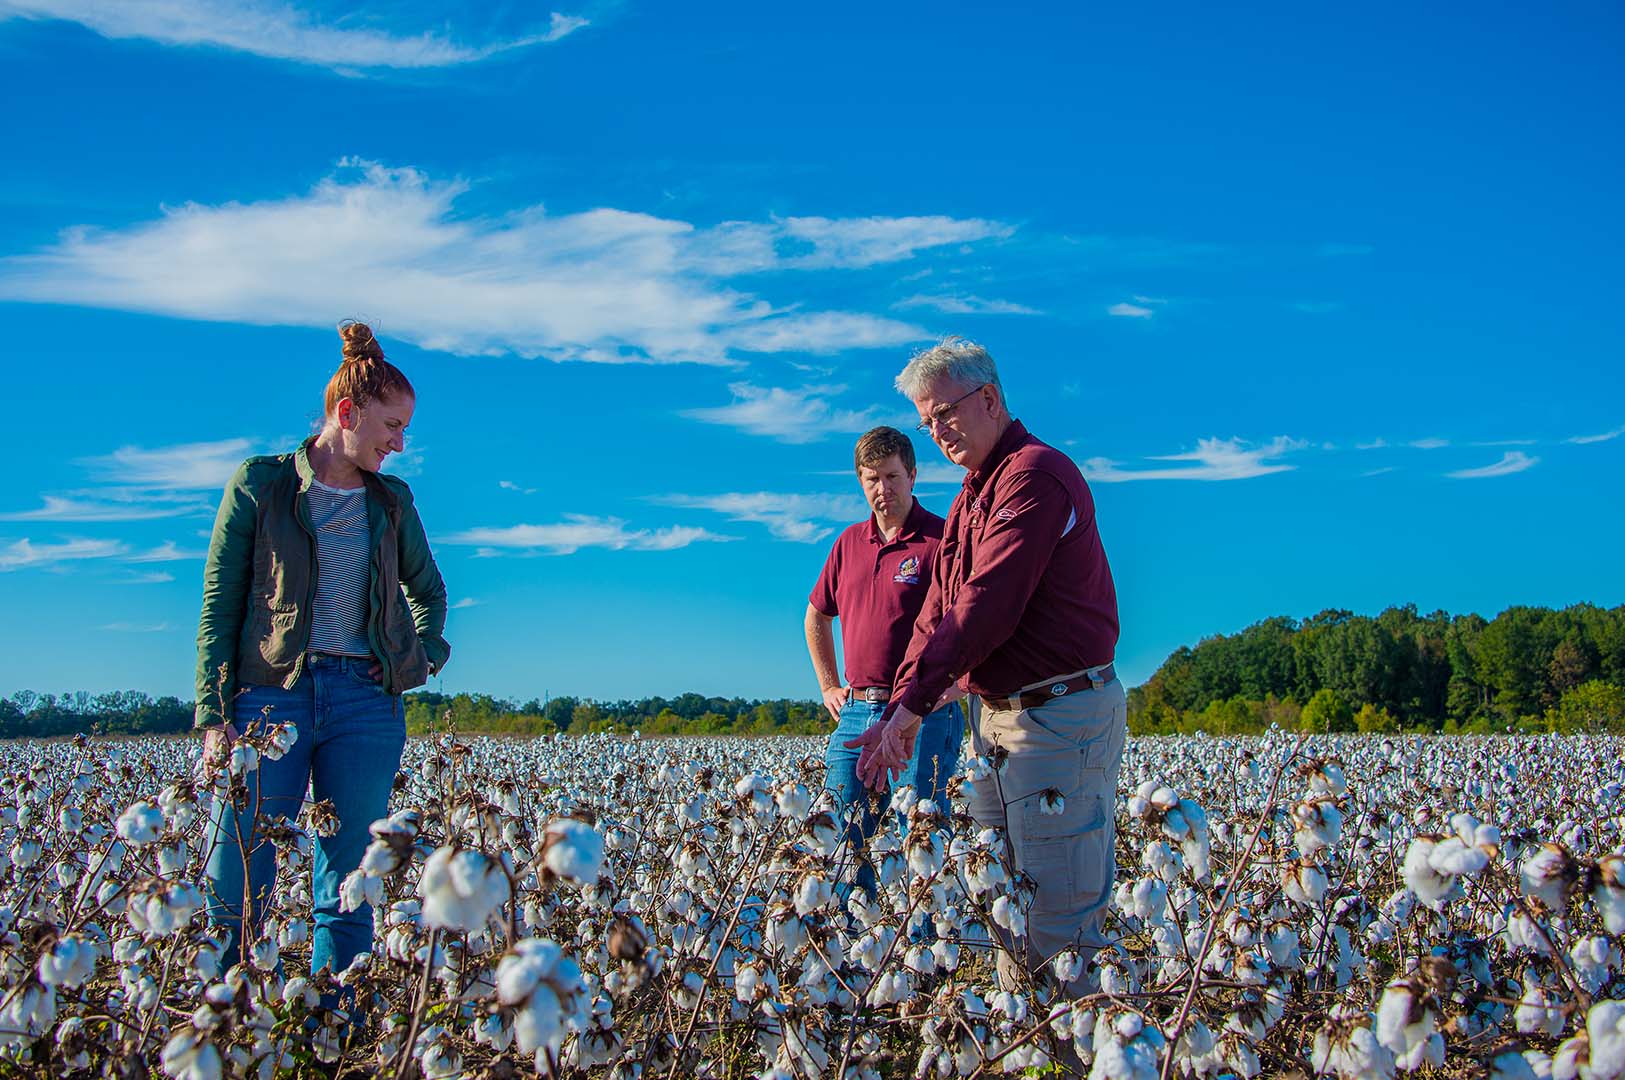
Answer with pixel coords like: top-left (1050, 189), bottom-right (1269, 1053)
top-left (847, 336), bottom-right (1123, 997)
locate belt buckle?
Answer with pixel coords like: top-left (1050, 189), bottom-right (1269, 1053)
top-left (1049, 682), bottom-right (1069, 698)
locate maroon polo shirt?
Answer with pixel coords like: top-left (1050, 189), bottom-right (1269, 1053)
top-left (809, 499), bottom-right (945, 690)
top-left (891, 420), bottom-right (1119, 717)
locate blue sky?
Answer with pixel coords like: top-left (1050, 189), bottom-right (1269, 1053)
top-left (0, 0), bottom-right (1621, 705)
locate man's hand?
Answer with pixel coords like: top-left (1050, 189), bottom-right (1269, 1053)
top-left (847, 705), bottom-right (922, 790)
top-left (927, 685), bottom-right (963, 716)
top-left (820, 684), bottom-right (850, 723)
top-left (202, 721), bottom-right (241, 769)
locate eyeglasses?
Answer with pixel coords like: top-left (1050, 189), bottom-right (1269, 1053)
top-left (915, 383), bottom-right (988, 434)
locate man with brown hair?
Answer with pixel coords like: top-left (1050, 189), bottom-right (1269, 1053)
top-left (806, 425), bottom-right (965, 895)
top-left (847, 338), bottom-right (1123, 999)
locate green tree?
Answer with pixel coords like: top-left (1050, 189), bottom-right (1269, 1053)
top-left (1545, 680), bottom-right (1625, 734)
top-left (1300, 688), bottom-right (1354, 733)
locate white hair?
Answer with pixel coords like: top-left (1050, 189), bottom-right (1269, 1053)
top-left (894, 336), bottom-right (1006, 409)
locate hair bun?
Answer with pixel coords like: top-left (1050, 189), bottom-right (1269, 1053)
top-left (338, 319), bottom-right (385, 364)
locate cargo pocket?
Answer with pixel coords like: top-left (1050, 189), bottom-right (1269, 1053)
top-left (1020, 781), bottom-right (1110, 921)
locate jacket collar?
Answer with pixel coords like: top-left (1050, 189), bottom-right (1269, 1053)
top-left (293, 436), bottom-right (399, 511)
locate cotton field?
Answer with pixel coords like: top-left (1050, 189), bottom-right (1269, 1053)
top-left (3, 727), bottom-right (1624, 1080)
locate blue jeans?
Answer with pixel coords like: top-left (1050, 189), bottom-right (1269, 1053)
top-left (203, 654), bottom-right (405, 977)
top-left (824, 698), bottom-right (964, 894)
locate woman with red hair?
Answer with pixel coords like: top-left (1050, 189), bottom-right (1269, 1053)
top-left (195, 320), bottom-right (449, 979)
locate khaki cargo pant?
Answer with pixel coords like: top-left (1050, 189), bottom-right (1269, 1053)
top-left (967, 678), bottom-right (1127, 997)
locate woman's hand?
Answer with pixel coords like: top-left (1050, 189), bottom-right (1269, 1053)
top-left (202, 721), bottom-right (241, 768)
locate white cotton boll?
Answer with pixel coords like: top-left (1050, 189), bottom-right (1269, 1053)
top-left (793, 874), bottom-right (833, 916)
top-left (1142, 840), bottom-right (1182, 883)
top-left (1520, 845), bottom-right (1576, 911)
top-left (1593, 855), bottom-right (1625, 936)
top-left (1571, 935), bottom-right (1621, 995)
top-left (248, 936), bottom-right (279, 972)
top-left (1427, 836), bottom-right (1489, 877)
top-left (1516, 977), bottom-right (1566, 1037)
top-left (905, 943), bottom-right (937, 976)
top-left (931, 938), bottom-right (960, 973)
top-left (116, 802), bottom-right (165, 846)
top-left (991, 895), bottom-right (1026, 936)
top-left (1401, 838), bottom-right (1461, 907)
top-left (263, 723), bottom-right (298, 761)
top-left (1587, 999), bottom-right (1625, 1080)
top-left (1052, 949), bottom-right (1084, 984)
top-left (891, 784), bottom-right (920, 818)
top-left (419, 845), bottom-right (512, 933)
top-left (1130, 877), bottom-right (1167, 923)
top-left (161, 1030), bottom-right (222, 1080)
top-left (1506, 910), bottom-right (1552, 955)
top-left (227, 742), bottom-right (259, 777)
top-left (157, 840), bottom-right (189, 878)
top-left (339, 869), bottom-right (383, 913)
top-left (775, 783), bottom-right (811, 821)
top-left (1282, 863), bottom-right (1328, 906)
top-left (38, 933), bottom-right (97, 989)
top-left (1038, 789), bottom-right (1065, 816)
top-left (907, 832), bottom-right (946, 879)
top-left (542, 819), bottom-right (606, 886)
top-left (359, 839), bottom-right (403, 876)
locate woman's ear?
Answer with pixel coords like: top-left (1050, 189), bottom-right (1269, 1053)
top-left (336, 397), bottom-right (356, 430)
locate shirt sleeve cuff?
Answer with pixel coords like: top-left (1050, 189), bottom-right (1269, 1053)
top-left (898, 683), bottom-right (937, 717)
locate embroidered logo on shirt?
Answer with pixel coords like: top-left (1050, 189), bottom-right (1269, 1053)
top-left (995, 507), bottom-right (1017, 522)
top-left (894, 555), bottom-right (921, 584)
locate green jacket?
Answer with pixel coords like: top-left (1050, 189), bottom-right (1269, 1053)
top-left (194, 438), bottom-right (450, 727)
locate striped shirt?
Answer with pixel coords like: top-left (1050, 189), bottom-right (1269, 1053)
top-left (305, 478), bottom-right (373, 658)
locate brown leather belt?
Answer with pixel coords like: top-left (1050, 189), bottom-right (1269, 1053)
top-left (853, 687), bottom-right (891, 703)
top-left (980, 663), bottom-right (1116, 711)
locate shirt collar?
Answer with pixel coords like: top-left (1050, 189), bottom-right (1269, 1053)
top-left (966, 419), bottom-right (1029, 490)
top-left (867, 496), bottom-right (924, 545)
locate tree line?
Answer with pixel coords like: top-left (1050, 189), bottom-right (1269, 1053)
top-left (1127, 603), bottom-right (1625, 735)
top-left (6, 603), bottom-right (1623, 738)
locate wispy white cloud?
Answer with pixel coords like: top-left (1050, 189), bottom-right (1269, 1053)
top-left (0, 495), bottom-right (196, 522)
top-left (654, 492), bottom-right (864, 543)
top-left (1408, 437), bottom-right (1450, 450)
top-left (1082, 437), bottom-right (1305, 483)
top-left (772, 216), bottom-right (1011, 270)
top-left (498, 480), bottom-right (538, 495)
top-left (113, 571), bottom-right (176, 585)
top-left (1471, 439), bottom-right (1536, 447)
top-left (1107, 302), bottom-right (1154, 319)
top-left (681, 384), bottom-right (893, 445)
top-left (0, 537), bottom-right (128, 571)
top-left (441, 516), bottom-right (735, 556)
top-left (1361, 466), bottom-right (1398, 478)
top-left (1447, 451), bottom-right (1539, 480)
top-left (85, 438), bottom-right (255, 489)
top-left (127, 540), bottom-right (208, 562)
top-left (0, 162), bottom-right (999, 365)
top-left (0, 1), bottom-right (589, 70)
top-left (1569, 422), bottom-right (1625, 445)
top-left (1355, 438), bottom-right (1387, 450)
top-left (913, 463), bottom-right (966, 486)
top-left (97, 621), bottom-right (172, 633)
top-left (893, 293), bottom-right (1039, 316)
top-left (450, 597), bottom-right (480, 609)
